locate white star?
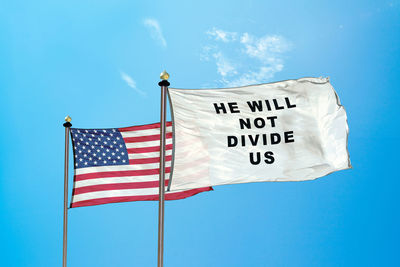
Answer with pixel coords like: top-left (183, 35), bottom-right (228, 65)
top-left (117, 156), bottom-right (120, 159)
top-left (88, 150), bottom-right (91, 153)
top-left (79, 158), bottom-right (83, 162)
top-left (91, 146), bottom-right (95, 149)
top-left (94, 161), bottom-right (97, 164)
top-left (112, 152), bottom-right (115, 156)
top-left (106, 149), bottom-right (110, 152)
top-left (93, 153), bottom-right (97, 157)
top-left (80, 138), bottom-right (83, 141)
top-left (103, 160), bottom-right (107, 164)
top-left (101, 145), bottom-right (104, 148)
top-left (101, 134), bottom-right (104, 137)
top-left (84, 162), bottom-right (88, 165)
top-left (107, 137), bottom-right (111, 140)
top-left (116, 149), bottom-right (119, 152)
top-left (85, 130), bottom-right (89, 133)
top-left (102, 153), bottom-right (106, 156)
top-left (116, 137), bottom-right (120, 140)
top-left (83, 134), bottom-right (86, 137)
top-left (89, 138), bottom-right (92, 141)
top-left (77, 130), bottom-right (80, 133)
top-left (83, 154), bottom-right (87, 157)
top-left (75, 163), bottom-right (78, 166)
top-left (103, 130), bottom-right (107, 133)
top-left (82, 146), bottom-right (86, 150)
top-left (89, 157), bottom-right (92, 161)
top-left (78, 150), bottom-right (82, 153)
top-left (103, 141), bottom-right (107, 144)
top-left (108, 156), bottom-right (111, 160)
top-left (119, 145), bottom-right (123, 148)
top-left (122, 160), bottom-right (126, 163)
top-left (110, 133), bottom-right (113, 137)
top-left (99, 157), bottom-right (102, 160)
top-left (110, 145), bottom-right (113, 148)
top-left (91, 134), bottom-right (95, 137)
top-left (75, 155), bottom-right (77, 158)
top-left (113, 141), bottom-right (117, 144)
top-left (121, 152), bottom-right (125, 155)
top-left (95, 142), bottom-right (98, 145)
top-left (112, 129), bottom-right (116, 132)
top-left (113, 160), bottom-right (116, 163)
top-left (97, 149), bottom-right (100, 152)
top-left (94, 130), bottom-right (97, 133)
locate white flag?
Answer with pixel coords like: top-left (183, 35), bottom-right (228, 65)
top-left (168, 77), bottom-right (351, 191)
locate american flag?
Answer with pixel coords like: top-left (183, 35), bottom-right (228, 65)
top-left (70, 122), bottom-right (212, 208)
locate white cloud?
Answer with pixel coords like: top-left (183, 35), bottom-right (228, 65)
top-left (240, 33), bottom-right (290, 61)
top-left (120, 72), bottom-right (146, 96)
top-left (213, 52), bottom-right (237, 77)
top-left (143, 18), bottom-right (167, 47)
top-left (202, 28), bottom-right (291, 87)
top-left (223, 65), bottom-right (283, 87)
top-left (200, 45), bottom-right (214, 61)
top-left (206, 27), bottom-right (237, 42)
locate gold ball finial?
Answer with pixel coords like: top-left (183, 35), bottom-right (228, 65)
top-left (65, 115), bottom-right (72, 122)
top-left (160, 70), bottom-right (169, 80)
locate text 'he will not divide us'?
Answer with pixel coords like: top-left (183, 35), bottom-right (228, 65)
top-left (212, 97), bottom-right (297, 165)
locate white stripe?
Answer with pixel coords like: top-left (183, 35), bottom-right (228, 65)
top-left (125, 138), bottom-right (173, 148)
top-left (120, 127), bottom-right (172, 137)
top-left (75, 161), bottom-right (171, 175)
top-left (72, 186), bottom-right (189, 202)
top-left (74, 174), bottom-right (171, 188)
top-left (128, 150), bottom-right (172, 159)
top-left (72, 188), bottom-right (161, 202)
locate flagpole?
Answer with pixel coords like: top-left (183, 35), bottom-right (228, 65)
top-left (158, 71), bottom-right (170, 267)
top-left (63, 116), bottom-right (72, 267)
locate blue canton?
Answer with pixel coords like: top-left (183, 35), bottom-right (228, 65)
top-left (70, 128), bottom-right (129, 169)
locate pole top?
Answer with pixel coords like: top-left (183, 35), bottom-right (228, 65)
top-left (160, 70), bottom-right (169, 80)
top-left (63, 115), bottom-right (72, 127)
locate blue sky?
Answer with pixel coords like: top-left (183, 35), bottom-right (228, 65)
top-left (1, 0), bottom-right (399, 266)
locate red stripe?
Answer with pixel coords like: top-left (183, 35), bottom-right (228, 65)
top-left (119, 121), bottom-right (172, 132)
top-left (75, 167), bottom-right (171, 181)
top-left (129, 155), bottom-right (172, 164)
top-left (127, 144), bottom-right (173, 154)
top-left (73, 180), bottom-right (170, 195)
top-left (123, 132), bottom-right (173, 143)
top-left (70, 187), bottom-right (213, 208)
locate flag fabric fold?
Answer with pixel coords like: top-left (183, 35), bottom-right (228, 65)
top-left (70, 122), bottom-right (212, 208)
top-left (167, 77), bottom-right (351, 191)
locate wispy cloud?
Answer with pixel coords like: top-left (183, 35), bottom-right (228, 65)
top-left (222, 65), bottom-right (284, 88)
top-left (201, 27), bottom-right (291, 87)
top-left (206, 27), bottom-right (237, 42)
top-left (240, 33), bottom-right (290, 61)
top-left (143, 18), bottom-right (167, 48)
top-left (213, 52), bottom-right (237, 77)
top-left (120, 71), bottom-right (146, 96)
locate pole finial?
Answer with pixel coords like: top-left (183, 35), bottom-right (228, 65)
top-left (63, 115), bottom-right (72, 128)
top-left (160, 70), bottom-right (169, 80)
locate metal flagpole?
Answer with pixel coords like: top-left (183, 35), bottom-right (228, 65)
top-left (63, 116), bottom-right (72, 267)
top-left (158, 71), bottom-right (170, 267)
